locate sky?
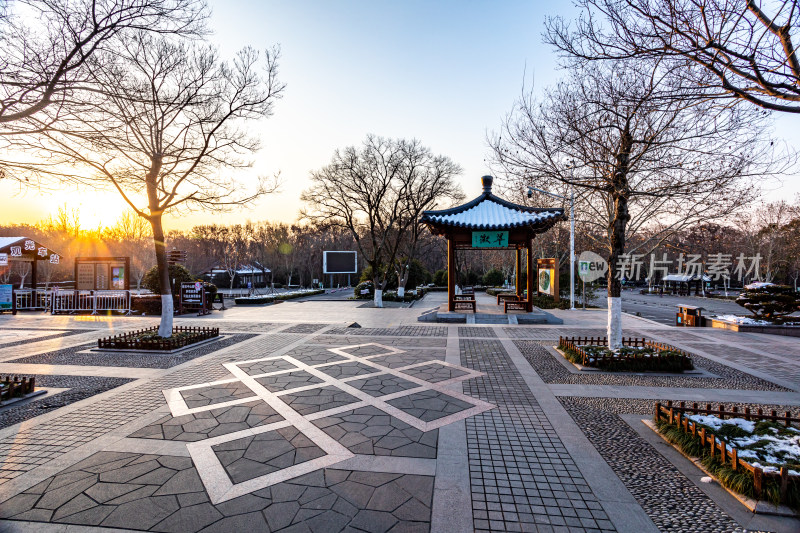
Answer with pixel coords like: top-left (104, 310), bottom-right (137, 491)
top-left (1, 0), bottom-right (798, 231)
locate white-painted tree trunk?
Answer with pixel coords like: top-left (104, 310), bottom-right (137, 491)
top-left (397, 287), bottom-right (405, 298)
top-left (159, 294), bottom-right (174, 337)
top-left (607, 296), bottom-right (622, 350)
top-left (374, 289), bottom-right (383, 308)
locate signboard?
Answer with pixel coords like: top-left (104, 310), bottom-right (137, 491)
top-left (180, 282), bottom-right (210, 315)
top-left (75, 257), bottom-right (130, 291)
top-left (537, 258), bottom-right (559, 301)
top-left (578, 251), bottom-right (607, 283)
top-left (0, 284), bottom-right (12, 310)
top-left (0, 253), bottom-right (7, 266)
top-left (471, 231), bottom-right (509, 248)
top-left (323, 251), bottom-right (358, 274)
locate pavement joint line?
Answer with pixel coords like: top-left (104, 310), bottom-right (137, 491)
top-left (430, 324), bottom-right (473, 533)
top-left (547, 384), bottom-right (800, 404)
top-left (496, 327), bottom-right (660, 533)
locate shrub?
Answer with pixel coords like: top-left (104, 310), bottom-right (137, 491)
top-left (142, 264), bottom-right (195, 294)
top-left (131, 294), bottom-right (178, 315)
top-left (483, 268), bottom-right (504, 287)
top-left (354, 281), bottom-right (374, 299)
top-left (433, 269), bottom-right (447, 287)
top-left (736, 283), bottom-right (800, 321)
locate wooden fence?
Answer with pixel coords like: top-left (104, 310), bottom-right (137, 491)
top-left (1, 375), bottom-right (36, 402)
top-left (655, 401), bottom-right (799, 502)
top-left (558, 336), bottom-right (692, 368)
top-left (98, 326), bottom-right (219, 350)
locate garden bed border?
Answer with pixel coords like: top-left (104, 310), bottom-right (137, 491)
top-left (558, 336), bottom-right (693, 370)
top-left (97, 326), bottom-right (219, 351)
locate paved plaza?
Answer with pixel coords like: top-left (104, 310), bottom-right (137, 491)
top-left (0, 292), bottom-right (799, 532)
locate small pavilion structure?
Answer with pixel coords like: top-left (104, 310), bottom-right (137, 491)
top-left (421, 176), bottom-right (565, 312)
top-left (0, 236), bottom-right (61, 288)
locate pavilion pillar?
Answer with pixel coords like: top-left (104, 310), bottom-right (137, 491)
top-left (447, 237), bottom-right (456, 312)
top-left (32, 259), bottom-right (37, 290)
top-left (526, 238), bottom-right (535, 312)
top-left (515, 248), bottom-right (523, 298)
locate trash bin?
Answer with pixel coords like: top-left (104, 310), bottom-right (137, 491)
top-left (676, 305), bottom-right (704, 327)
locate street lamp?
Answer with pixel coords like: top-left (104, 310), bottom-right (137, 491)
top-left (527, 183), bottom-right (576, 310)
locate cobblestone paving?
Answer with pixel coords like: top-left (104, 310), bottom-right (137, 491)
top-left (128, 401), bottom-right (285, 442)
top-left (8, 335), bottom-right (252, 369)
top-left (312, 405), bottom-right (438, 458)
top-left (0, 451), bottom-right (435, 532)
top-left (0, 328), bottom-right (92, 348)
top-left (279, 385), bottom-right (362, 416)
top-left (559, 397), bottom-right (750, 533)
top-left (517, 341), bottom-right (790, 391)
top-left (255, 370), bottom-right (325, 392)
top-left (325, 326), bottom-right (447, 337)
top-left (459, 327), bottom-right (497, 338)
top-left (0, 334), bottom-right (296, 485)
top-left (281, 323), bottom-right (331, 334)
top-left (0, 375), bottom-right (133, 431)
top-left (177, 321), bottom-right (281, 333)
top-left (461, 339), bottom-right (615, 532)
top-left (367, 351), bottom-right (446, 369)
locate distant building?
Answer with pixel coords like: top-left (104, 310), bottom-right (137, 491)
top-left (199, 263), bottom-right (271, 289)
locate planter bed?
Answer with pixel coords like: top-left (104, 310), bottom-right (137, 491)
top-left (234, 289), bottom-right (324, 305)
top-left (97, 326), bottom-right (219, 351)
top-left (707, 317), bottom-right (800, 338)
top-left (558, 336), bottom-right (694, 372)
top-left (653, 401), bottom-right (800, 513)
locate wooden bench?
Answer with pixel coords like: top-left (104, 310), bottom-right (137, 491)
top-left (504, 299), bottom-right (528, 312)
top-left (496, 293), bottom-right (519, 305)
top-left (453, 298), bottom-right (476, 312)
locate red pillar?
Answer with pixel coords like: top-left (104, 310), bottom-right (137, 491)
top-left (447, 237), bottom-right (456, 312)
top-left (526, 239), bottom-right (535, 312)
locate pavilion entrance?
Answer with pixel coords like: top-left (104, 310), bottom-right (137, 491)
top-left (420, 176), bottom-right (565, 320)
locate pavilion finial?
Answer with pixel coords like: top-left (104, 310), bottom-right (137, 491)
top-left (481, 175), bottom-right (494, 194)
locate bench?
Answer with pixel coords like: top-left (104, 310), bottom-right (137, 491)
top-left (504, 299), bottom-right (528, 312)
top-left (496, 293), bottom-right (519, 305)
top-left (453, 298), bottom-right (476, 312)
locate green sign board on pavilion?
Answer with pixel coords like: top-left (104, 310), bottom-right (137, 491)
top-left (471, 231), bottom-right (509, 248)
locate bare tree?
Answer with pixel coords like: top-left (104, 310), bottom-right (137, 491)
top-left (0, 0), bottom-right (208, 182)
top-left (545, 0), bottom-right (800, 113)
top-left (490, 60), bottom-right (781, 348)
top-left (10, 33), bottom-right (284, 335)
top-left (302, 135), bottom-right (462, 307)
top-left (104, 211), bottom-right (155, 292)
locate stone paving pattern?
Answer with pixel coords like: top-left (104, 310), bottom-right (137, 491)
top-left (0, 451), bottom-right (435, 532)
top-left (0, 328), bottom-right (92, 349)
top-left (279, 385), bottom-right (361, 416)
top-left (324, 326), bottom-right (447, 337)
top-left (312, 405), bottom-right (439, 458)
top-left (129, 401), bottom-right (284, 442)
top-left (461, 339), bottom-right (616, 532)
top-left (180, 381), bottom-right (258, 409)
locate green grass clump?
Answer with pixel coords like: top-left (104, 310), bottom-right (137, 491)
top-left (656, 419), bottom-right (800, 510)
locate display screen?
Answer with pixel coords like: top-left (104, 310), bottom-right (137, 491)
top-left (324, 251), bottom-right (357, 274)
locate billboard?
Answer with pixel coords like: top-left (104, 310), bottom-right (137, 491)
top-left (323, 251), bottom-right (357, 274)
top-left (536, 257), bottom-right (560, 302)
top-left (75, 257), bottom-right (130, 290)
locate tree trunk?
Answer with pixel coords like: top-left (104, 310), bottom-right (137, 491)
top-left (373, 274), bottom-right (384, 308)
top-left (607, 129), bottom-right (632, 351)
top-left (397, 269), bottom-right (409, 298)
top-left (150, 215), bottom-right (173, 337)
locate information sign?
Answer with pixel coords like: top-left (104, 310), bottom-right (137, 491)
top-left (0, 253), bottom-right (7, 266)
top-left (536, 258), bottom-right (560, 301)
top-left (75, 257), bottom-right (130, 291)
top-left (471, 231), bottom-right (509, 248)
top-left (0, 284), bottom-right (12, 310)
top-left (180, 282), bottom-right (209, 315)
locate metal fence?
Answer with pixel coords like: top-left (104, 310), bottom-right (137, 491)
top-left (13, 289), bottom-right (51, 311)
top-left (50, 289), bottom-right (131, 315)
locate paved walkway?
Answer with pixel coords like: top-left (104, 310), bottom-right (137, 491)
top-left (0, 297), bottom-right (798, 532)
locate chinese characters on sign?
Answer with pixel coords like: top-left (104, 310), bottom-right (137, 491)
top-left (471, 231), bottom-right (509, 248)
top-left (609, 253), bottom-right (763, 281)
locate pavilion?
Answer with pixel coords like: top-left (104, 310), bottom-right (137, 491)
top-left (420, 176), bottom-right (565, 313)
top-left (0, 236), bottom-right (61, 289)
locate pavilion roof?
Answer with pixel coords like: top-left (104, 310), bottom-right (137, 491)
top-left (420, 176), bottom-right (565, 233)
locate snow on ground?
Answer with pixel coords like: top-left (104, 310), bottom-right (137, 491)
top-left (713, 314), bottom-right (774, 326)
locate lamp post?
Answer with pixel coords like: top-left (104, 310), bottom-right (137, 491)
top-left (527, 185), bottom-right (576, 310)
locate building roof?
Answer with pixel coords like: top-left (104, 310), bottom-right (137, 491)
top-left (420, 176), bottom-right (565, 233)
top-left (662, 274), bottom-right (711, 282)
top-left (202, 264), bottom-right (271, 275)
top-left (0, 236), bottom-right (61, 260)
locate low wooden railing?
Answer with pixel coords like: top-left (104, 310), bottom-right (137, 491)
top-left (1, 375), bottom-right (36, 402)
top-left (558, 336), bottom-right (692, 368)
top-left (655, 401), bottom-right (799, 503)
top-left (98, 326), bottom-right (219, 350)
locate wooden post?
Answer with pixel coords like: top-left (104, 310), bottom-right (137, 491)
top-left (526, 238), bottom-right (534, 312)
top-left (447, 236), bottom-right (456, 312)
top-left (754, 467), bottom-right (763, 498)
